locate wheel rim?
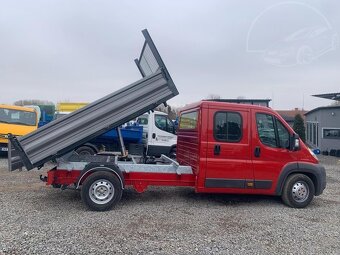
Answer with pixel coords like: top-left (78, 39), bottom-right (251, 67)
top-left (291, 181), bottom-right (309, 203)
top-left (89, 179), bottom-right (115, 205)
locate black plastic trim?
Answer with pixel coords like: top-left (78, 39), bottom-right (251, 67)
top-left (76, 163), bottom-right (125, 190)
top-left (275, 162), bottom-right (326, 196)
top-left (254, 180), bottom-right (272, 189)
top-left (205, 179), bottom-right (245, 189)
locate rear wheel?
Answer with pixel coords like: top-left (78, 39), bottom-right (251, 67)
top-left (282, 174), bottom-right (315, 208)
top-left (81, 171), bottom-right (123, 211)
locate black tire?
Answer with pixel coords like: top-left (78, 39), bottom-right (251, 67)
top-left (81, 171), bottom-right (123, 211)
top-left (282, 174), bottom-right (315, 208)
top-left (169, 147), bottom-right (176, 159)
top-left (76, 146), bottom-right (96, 156)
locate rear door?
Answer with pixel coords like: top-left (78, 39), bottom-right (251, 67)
top-left (251, 110), bottom-right (297, 194)
top-left (205, 106), bottom-right (253, 191)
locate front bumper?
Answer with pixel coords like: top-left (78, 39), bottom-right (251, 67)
top-left (317, 164), bottom-right (326, 196)
top-left (0, 143), bottom-right (8, 152)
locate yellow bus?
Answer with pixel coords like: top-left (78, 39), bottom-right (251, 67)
top-left (0, 105), bottom-right (38, 152)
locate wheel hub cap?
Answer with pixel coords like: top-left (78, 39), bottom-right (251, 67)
top-left (89, 179), bottom-right (115, 204)
top-left (292, 181), bottom-right (309, 202)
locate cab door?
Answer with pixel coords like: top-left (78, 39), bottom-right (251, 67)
top-left (147, 113), bottom-right (177, 156)
top-left (251, 110), bottom-right (297, 194)
top-left (205, 107), bottom-right (253, 191)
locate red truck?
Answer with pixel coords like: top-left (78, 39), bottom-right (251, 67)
top-left (40, 100), bottom-right (326, 211)
top-left (8, 29), bottom-right (326, 211)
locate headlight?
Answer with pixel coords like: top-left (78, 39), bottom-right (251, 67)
top-left (309, 148), bottom-right (319, 161)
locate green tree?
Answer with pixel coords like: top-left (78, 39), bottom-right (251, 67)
top-left (293, 114), bottom-right (306, 142)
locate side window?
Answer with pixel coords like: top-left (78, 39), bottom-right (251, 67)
top-left (256, 114), bottom-right (291, 148)
top-left (155, 115), bottom-right (175, 134)
top-left (276, 119), bottom-right (290, 148)
top-left (214, 112), bottom-right (242, 142)
top-left (137, 116), bottom-right (148, 125)
top-left (256, 113), bottom-right (278, 148)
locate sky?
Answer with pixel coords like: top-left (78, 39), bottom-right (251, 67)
top-left (0, 0), bottom-right (339, 110)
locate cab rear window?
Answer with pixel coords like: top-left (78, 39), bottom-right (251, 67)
top-left (179, 111), bottom-right (198, 130)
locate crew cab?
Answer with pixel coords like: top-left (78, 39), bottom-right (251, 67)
top-left (176, 101), bottom-right (326, 209)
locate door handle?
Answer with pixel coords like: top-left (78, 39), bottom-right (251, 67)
top-left (254, 146), bottom-right (261, 157)
top-left (214, 144), bottom-right (221, 155)
top-left (152, 133), bottom-right (156, 139)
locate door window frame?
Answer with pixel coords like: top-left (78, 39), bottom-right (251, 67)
top-left (213, 111), bottom-right (243, 143)
top-left (154, 114), bottom-right (175, 134)
top-left (256, 113), bottom-right (291, 149)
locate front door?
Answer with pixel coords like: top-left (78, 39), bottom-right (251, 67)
top-left (205, 107), bottom-right (253, 191)
top-left (251, 110), bottom-right (297, 194)
top-left (148, 113), bottom-right (177, 156)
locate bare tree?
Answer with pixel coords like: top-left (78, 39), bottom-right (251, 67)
top-left (206, 94), bottom-right (221, 100)
top-left (154, 104), bottom-right (179, 120)
top-left (14, 99), bottom-right (54, 106)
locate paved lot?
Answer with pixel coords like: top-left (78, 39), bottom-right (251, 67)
top-left (0, 155), bottom-right (339, 254)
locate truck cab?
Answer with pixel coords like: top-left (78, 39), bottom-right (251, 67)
top-left (177, 101), bottom-right (326, 208)
top-left (0, 105), bottom-right (38, 153)
top-left (137, 111), bottom-right (177, 158)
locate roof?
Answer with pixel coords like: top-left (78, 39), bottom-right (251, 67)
top-left (305, 105), bottom-right (340, 115)
top-left (180, 100), bottom-right (274, 113)
top-left (205, 99), bottom-right (271, 103)
top-left (312, 93), bottom-right (340, 101)
top-left (0, 104), bottom-right (36, 112)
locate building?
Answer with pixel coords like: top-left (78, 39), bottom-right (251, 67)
top-left (276, 108), bottom-right (307, 127)
top-left (305, 105), bottom-right (340, 151)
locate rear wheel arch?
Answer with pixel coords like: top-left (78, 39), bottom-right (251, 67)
top-left (76, 164), bottom-right (124, 190)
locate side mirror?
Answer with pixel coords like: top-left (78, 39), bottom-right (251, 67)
top-left (290, 133), bottom-right (300, 151)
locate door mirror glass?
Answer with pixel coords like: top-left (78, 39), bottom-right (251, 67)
top-left (290, 134), bottom-right (300, 151)
top-left (294, 138), bottom-right (300, 150)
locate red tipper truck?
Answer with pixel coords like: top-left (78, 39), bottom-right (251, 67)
top-left (8, 29), bottom-right (326, 211)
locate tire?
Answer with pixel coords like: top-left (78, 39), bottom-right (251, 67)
top-left (81, 171), bottom-right (123, 211)
top-left (76, 146), bottom-right (96, 156)
top-left (281, 174), bottom-right (315, 208)
top-left (169, 147), bottom-right (176, 159)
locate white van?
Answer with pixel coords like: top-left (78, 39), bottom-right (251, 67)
top-left (137, 111), bottom-right (177, 158)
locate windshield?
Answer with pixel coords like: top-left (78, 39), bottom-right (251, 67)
top-left (0, 108), bottom-right (37, 126)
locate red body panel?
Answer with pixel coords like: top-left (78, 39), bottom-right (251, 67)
top-left (47, 169), bottom-right (196, 192)
top-left (49, 101), bottom-right (318, 197)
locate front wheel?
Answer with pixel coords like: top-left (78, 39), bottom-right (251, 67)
top-left (81, 171), bottom-right (123, 211)
top-left (282, 174), bottom-right (315, 208)
top-left (76, 146), bottom-right (96, 156)
top-left (169, 147), bottom-right (176, 159)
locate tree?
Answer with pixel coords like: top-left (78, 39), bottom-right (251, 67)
top-left (293, 114), bottom-right (306, 142)
top-left (14, 99), bottom-right (54, 106)
top-left (206, 94), bottom-right (221, 100)
top-left (154, 104), bottom-right (179, 120)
